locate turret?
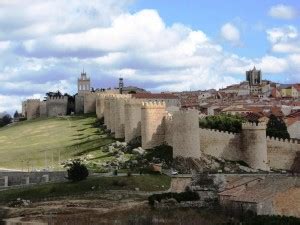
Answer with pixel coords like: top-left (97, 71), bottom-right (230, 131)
top-left (172, 109), bottom-right (201, 158)
top-left (124, 99), bottom-right (143, 142)
top-left (242, 122), bottom-right (269, 171)
top-left (141, 101), bottom-right (166, 149)
top-left (114, 94), bottom-right (131, 139)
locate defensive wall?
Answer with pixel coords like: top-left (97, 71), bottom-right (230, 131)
top-left (23, 96), bottom-right (68, 119)
top-left (75, 95), bottom-right (84, 114)
top-left (0, 171), bottom-right (66, 188)
top-left (22, 92), bottom-right (299, 172)
top-left (25, 99), bottom-right (40, 120)
top-left (46, 96), bottom-right (68, 117)
top-left (39, 101), bottom-right (47, 117)
top-left (99, 94), bottom-right (300, 171)
top-left (84, 92), bottom-right (96, 114)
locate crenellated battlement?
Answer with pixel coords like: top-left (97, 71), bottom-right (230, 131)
top-left (47, 96), bottom-right (68, 102)
top-left (142, 101), bottom-right (166, 108)
top-left (200, 127), bottom-right (238, 138)
top-left (27, 99), bottom-right (40, 103)
top-left (125, 98), bottom-right (143, 106)
top-left (266, 136), bottom-right (300, 145)
top-left (242, 122), bottom-right (266, 130)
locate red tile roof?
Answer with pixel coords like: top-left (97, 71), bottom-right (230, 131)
top-left (132, 93), bottom-right (179, 99)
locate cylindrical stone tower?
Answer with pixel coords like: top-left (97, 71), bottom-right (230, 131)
top-left (96, 94), bottom-right (106, 119)
top-left (172, 109), bottom-right (201, 158)
top-left (109, 96), bottom-right (117, 133)
top-left (242, 122), bottom-right (269, 171)
top-left (114, 95), bottom-right (131, 139)
top-left (141, 101), bottom-right (166, 150)
top-left (124, 99), bottom-right (143, 142)
top-left (104, 97), bottom-right (111, 129)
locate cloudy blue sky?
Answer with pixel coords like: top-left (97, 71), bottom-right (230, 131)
top-left (0, 0), bottom-right (299, 113)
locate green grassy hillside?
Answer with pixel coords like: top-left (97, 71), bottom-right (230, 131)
top-left (0, 115), bottom-right (114, 170)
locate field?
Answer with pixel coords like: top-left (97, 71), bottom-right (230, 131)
top-left (0, 175), bottom-right (171, 203)
top-left (0, 115), bottom-right (115, 170)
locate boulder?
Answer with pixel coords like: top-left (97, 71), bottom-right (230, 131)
top-left (132, 147), bottom-right (145, 155)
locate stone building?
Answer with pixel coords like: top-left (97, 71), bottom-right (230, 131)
top-left (246, 67), bottom-right (263, 95)
top-left (219, 176), bottom-right (300, 218)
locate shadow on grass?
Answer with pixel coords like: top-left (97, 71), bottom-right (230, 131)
top-left (77, 128), bottom-right (88, 132)
top-left (72, 133), bottom-right (85, 137)
top-left (74, 144), bottom-right (108, 156)
top-left (73, 136), bottom-right (87, 141)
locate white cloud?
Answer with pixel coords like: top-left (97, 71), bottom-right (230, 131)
top-left (257, 55), bottom-right (289, 73)
top-left (266, 26), bottom-right (300, 53)
top-left (220, 23), bottom-right (240, 43)
top-left (0, 95), bottom-right (24, 114)
top-left (268, 4), bottom-right (298, 20)
top-left (0, 2), bottom-right (300, 113)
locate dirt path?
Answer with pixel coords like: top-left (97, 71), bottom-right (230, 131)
top-left (2, 196), bottom-right (147, 224)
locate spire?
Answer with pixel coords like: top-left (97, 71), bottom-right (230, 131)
top-left (253, 66), bottom-right (256, 71)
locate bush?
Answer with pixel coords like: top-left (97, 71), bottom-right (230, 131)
top-left (64, 159), bottom-right (89, 182)
top-left (93, 117), bottom-right (104, 127)
top-left (145, 144), bottom-right (173, 167)
top-left (267, 114), bottom-right (290, 140)
top-left (113, 169), bottom-right (118, 176)
top-left (148, 191), bottom-right (199, 206)
top-left (199, 114), bottom-right (246, 133)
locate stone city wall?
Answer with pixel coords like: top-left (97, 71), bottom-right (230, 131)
top-left (199, 129), bottom-right (242, 161)
top-left (114, 94), bottom-right (131, 139)
top-left (172, 110), bottom-right (201, 158)
top-left (141, 101), bottom-right (166, 149)
top-left (124, 98), bottom-right (143, 142)
top-left (26, 99), bottom-right (41, 120)
top-left (101, 96), bottom-right (300, 171)
top-left (75, 95), bottom-right (84, 114)
top-left (46, 96), bottom-right (68, 117)
top-left (39, 101), bottom-right (47, 117)
top-left (267, 137), bottom-right (300, 170)
top-left (83, 92), bottom-right (96, 114)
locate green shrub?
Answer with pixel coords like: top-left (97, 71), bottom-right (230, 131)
top-left (267, 114), bottom-right (290, 140)
top-left (199, 114), bottom-right (246, 133)
top-left (145, 144), bottom-right (173, 167)
top-left (113, 169), bottom-right (118, 176)
top-left (64, 159), bottom-right (89, 182)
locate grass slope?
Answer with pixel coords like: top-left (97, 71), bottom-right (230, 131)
top-left (0, 115), bottom-right (114, 170)
top-left (0, 175), bottom-right (171, 203)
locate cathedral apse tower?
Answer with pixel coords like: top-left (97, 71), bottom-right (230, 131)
top-left (246, 66), bottom-right (262, 95)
